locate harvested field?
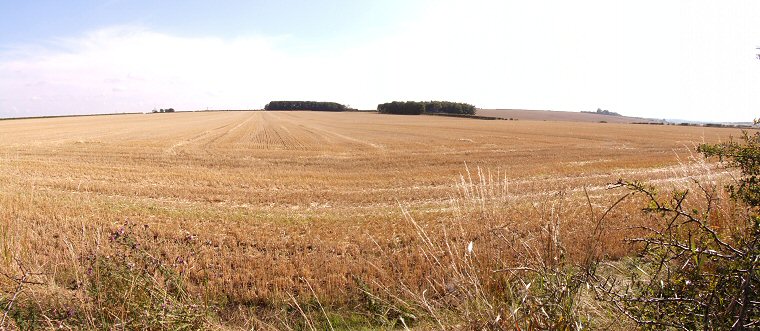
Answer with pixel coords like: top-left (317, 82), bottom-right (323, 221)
top-left (0, 111), bottom-right (731, 205)
top-left (0, 110), bottom-right (744, 328)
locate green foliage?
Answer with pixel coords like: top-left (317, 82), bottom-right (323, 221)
top-left (698, 131), bottom-right (760, 207)
top-left (265, 101), bottom-right (348, 112)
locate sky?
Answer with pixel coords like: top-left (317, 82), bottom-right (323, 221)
top-left (0, 1), bottom-right (758, 122)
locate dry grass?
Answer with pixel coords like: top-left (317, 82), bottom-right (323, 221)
top-left (0, 111), bottom-right (744, 328)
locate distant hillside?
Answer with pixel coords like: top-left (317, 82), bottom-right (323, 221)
top-left (476, 109), bottom-right (661, 124)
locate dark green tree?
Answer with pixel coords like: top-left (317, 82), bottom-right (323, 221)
top-left (264, 101), bottom-right (348, 112)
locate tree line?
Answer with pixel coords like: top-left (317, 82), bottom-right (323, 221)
top-left (152, 108), bottom-right (175, 113)
top-left (377, 101), bottom-right (476, 115)
top-left (264, 101), bottom-right (349, 112)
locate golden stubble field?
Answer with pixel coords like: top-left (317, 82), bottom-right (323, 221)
top-left (0, 111), bottom-right (743, 327)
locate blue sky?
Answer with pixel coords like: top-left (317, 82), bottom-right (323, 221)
top-left (1, 1), bottom-right (759, 121)
top-left (0, 1), bottom-right (423, 50)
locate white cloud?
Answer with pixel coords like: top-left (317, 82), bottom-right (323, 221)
top-left (0, 1), bottom-right (758, 122)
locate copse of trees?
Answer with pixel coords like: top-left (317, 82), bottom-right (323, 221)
top-left (377, 101), bottom-right (476, 115)
top-left (377, 101), bottom-right (426, 115)
top-left (264, 101), bottom-right (348, 112)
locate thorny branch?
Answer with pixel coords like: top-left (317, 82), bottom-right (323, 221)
top-left (592, 180), bottom-right (759, 330)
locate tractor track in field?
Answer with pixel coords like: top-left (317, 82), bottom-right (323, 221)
top-left (164, 121), bottom-right (239, 155)
top-left (271, 112), bottom-right (385, 150)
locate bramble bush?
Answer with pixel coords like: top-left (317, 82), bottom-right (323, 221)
top-left (595, 130), bottom-right (760, 329)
